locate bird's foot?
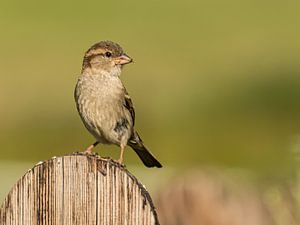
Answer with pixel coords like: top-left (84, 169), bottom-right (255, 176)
top-left (72, 151), bottom-right (96, 156)
top-left (116, 145), bottom-right (125, 167)
top-left (100, 156), bottom-right (110, 160)
top-left (83, 151), bottom-right (99, 157)
top-left (84, 146), bottom-right (94, 154)
top-left (82, 141), bottom-right (99, 155)
top-left (116, 158), bottom-right (125, 168)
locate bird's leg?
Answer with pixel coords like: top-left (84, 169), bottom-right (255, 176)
top-left (117, 144), bottom-right (125, 165)
top-left (84, 141), bottom-right (99, 154)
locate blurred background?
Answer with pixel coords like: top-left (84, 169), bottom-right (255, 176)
top-left (1, 0), bottom-right (300, 224)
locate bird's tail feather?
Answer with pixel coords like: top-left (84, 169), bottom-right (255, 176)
top-left (128, 132), bottom-right (162, 168)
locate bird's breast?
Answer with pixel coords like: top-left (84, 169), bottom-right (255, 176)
top-left (75, 74), bottom-right (132, 144)
top-left (76, 75), bottom-right (124, 119)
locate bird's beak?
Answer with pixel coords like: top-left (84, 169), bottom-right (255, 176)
top-left (114, 54), bottom-right (133, 65)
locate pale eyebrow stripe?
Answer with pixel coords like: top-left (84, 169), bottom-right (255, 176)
top-left (85, 48), bottom-right (111, 57)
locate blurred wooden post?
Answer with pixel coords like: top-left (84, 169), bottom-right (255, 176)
top-left (0, 153), bottom-right (159, 225)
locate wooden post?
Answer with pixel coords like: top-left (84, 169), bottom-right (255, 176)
top-left (0, 153), bottom-right (160, 225)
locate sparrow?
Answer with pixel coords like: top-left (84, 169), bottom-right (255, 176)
top-left (74, 41), bottom-right (162, 168)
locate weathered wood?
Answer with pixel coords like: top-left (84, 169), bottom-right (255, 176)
top-left (0, 153), bottom-right (159, 225)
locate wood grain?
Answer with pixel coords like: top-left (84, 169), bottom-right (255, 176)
top-left (0, 153), bottom-right (159, 225)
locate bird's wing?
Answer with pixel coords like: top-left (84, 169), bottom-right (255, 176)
top-left (123, 89), bottom-right (135, 126)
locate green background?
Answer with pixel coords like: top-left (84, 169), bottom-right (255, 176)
top-left (1, 1), bottom-right (300, 221)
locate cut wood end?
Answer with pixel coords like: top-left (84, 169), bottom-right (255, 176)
top-left (0, 153), bottom-right (160, 225)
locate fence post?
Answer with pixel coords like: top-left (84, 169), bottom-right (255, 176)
top-left (0, 153), bottom-right (159, 225)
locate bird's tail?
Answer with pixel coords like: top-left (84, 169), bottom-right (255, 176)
top-left (128, 131), bottom-right (162, 168)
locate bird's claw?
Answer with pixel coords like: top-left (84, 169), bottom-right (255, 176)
top-left (116, 159), bottom-right (126, 168)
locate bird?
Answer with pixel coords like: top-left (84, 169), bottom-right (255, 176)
top-left (74, 41), bottom-right (162, 168)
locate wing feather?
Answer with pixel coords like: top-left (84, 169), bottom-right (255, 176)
top-left (123, 90), bottom-right (135, 126)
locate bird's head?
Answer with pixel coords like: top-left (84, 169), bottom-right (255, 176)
top-left (82, 41), bottom-right (133, 76)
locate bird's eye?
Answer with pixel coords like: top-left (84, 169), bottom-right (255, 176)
top-left (105, 52), bottom-right (112, 57)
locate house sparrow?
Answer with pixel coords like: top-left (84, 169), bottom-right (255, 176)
top-left (74, 41), bottom-right (162, 168)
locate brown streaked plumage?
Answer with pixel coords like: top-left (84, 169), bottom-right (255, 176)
top-left (74, 41), bottom-right (162, 168)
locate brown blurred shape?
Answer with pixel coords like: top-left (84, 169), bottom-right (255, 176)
top-left (155, 170), bottom-right (273, 225)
